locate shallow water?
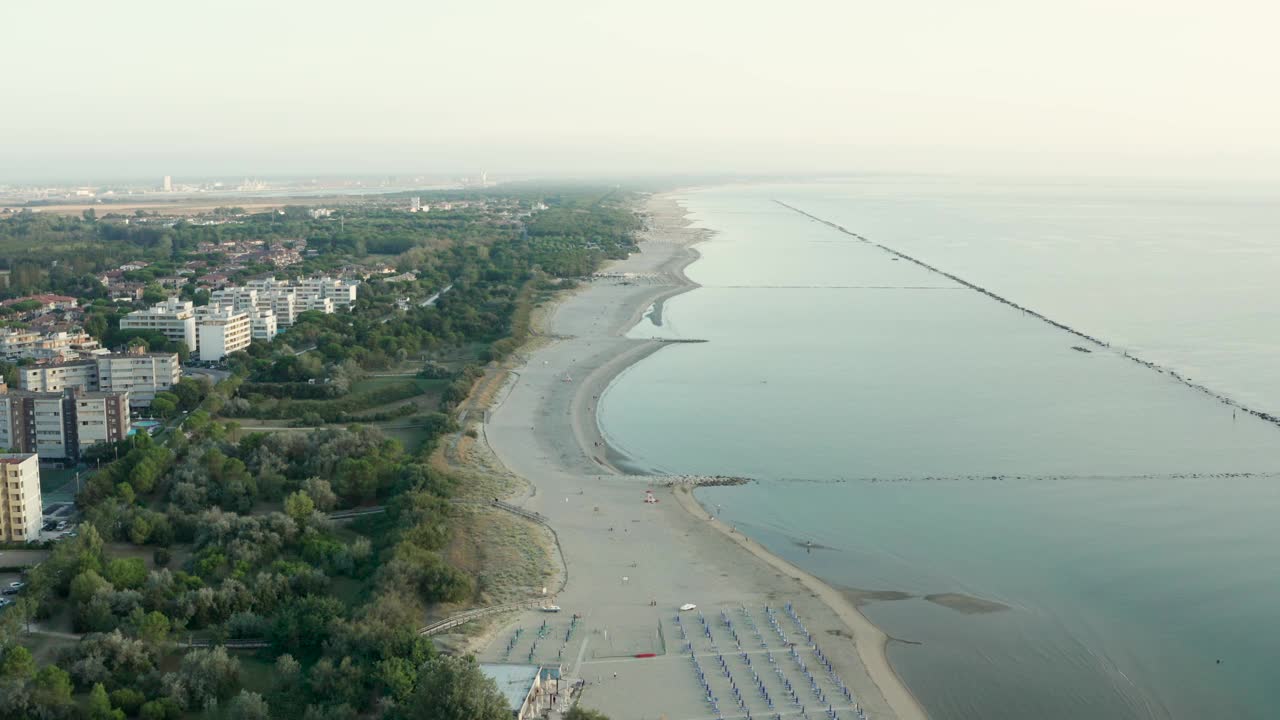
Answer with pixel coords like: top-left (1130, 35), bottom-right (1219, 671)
top-left (599, 180), bottom-right (1280, 719)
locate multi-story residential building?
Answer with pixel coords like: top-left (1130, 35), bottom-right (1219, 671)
top-left (0, 328), bottom-right (39, 357)
top-left (72, 391), bottom-right (131, 451)
top-left (18, 349), bottom-right (179, 407)
top-left (261, 290), bottom-right (297, 327)
top-left (0, 453), bottom-right (42, 542)
top-left (18, 360), bottom-right (99, 394)
top-left (0, 387), bottom-right (129, 461)
top-left (96, 349), bottom-right (181, 406)
top-left (294, 276), bottom-right (357, 309)
top-left (247, 276), bottom-right (357, 310)
top-left (246, 308), bottom-right (277, 341)
top-left (195, 306), bottom-right (251, 361)
top-left (0, 328), bottom-right (100, 361)
top-left (209, 287), bottom-right (259, 313)
top-left (120, 298), bottom-right (197, 349)
top-left (297, 296), bottom-right (333, 314)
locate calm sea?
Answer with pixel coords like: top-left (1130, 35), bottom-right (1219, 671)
top-left (599, 178), bottom-right (1280, 719)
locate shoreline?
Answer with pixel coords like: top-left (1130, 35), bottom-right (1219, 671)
top-left (597, 195), bottom-right (928, 719)
top-left (477, 191), bottom-right (927, 720)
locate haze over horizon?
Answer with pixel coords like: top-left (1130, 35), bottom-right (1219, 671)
top-left (5, 0), bottom-right (1279, 183)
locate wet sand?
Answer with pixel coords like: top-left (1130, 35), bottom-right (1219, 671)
top-left (477, 193), bottom-right (928, 720)
top-left (924, 593), bottom-right (1010, 615)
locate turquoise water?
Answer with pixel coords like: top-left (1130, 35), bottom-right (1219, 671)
top-left (127, 420), bottom-right (162, 436)
top-left (599, 180), bottom-right (1280, 719)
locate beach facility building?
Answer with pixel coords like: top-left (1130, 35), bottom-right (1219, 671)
top-left (0, 453), bottom-right (42, 542)
top-left (478, 663), bottom-right (559, 720)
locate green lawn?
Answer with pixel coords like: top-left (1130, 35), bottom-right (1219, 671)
top-left (350, 375), bottom-right (445, 395)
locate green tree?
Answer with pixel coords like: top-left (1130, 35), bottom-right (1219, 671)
top-left (284, 491), bottom-right (315, 524)
top-left (0, 645), bottom-right (35, 680)
top-left (69, 569), bottom-right (113, 605)
top-left (129, 515), bottom-right (152, 544)
top-left (139, 698), bottom-right (182, 720)
top-left (173, 377), bottom-right (203, 410)
top-left (135, 609), bottom-right (170, 646)
top-left (150, 397), bottom-right (177, 418)
top-left (408, 656), bottom-right (509, 720)
top-left (30, 665), bottom-right (75, 715)
top-left (105, 557), bottom-right (147, 589)
top-left (88, 682), bottom-right (125, 720)
top-left (110, 688), bottom-right (146, 716)
top-left (85, 312), bottom-right (109, 339)
top-left (227, 690), bottom-right (270, 720)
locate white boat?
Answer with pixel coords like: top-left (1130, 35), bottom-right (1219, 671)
top-left (680, 603), bottom-right (697, 611)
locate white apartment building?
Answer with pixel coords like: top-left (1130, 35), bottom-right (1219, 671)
top-left (213, 285), bottom-right (303, 329)
top-left (72, 391), bottom-right (131, 450)
top-left (247, 276), bottom-right (357, 310)
top-left (294, 276), bottom-right (357, 309)
top-left (209, 287), bottom-right (260, 314)
top-left (0, 328), bottom-right (100, 361)
top-left (18, 350), bottom-right (179, 407)
top-left (0, 454), bottom-right (42, 542)
top-left (297, 296), bottom-right (333, 314)
top-left (196, 306), bottom-right (251, 361)
top-left (19, 360), bottom-right (99, 394)
top-left (120, 298), bottom-right (197, 350)
top-left (261, 290), bottom-right (298, 326)
top-left (29, 393), bottom-right (72, 459)
top-left (0, 328), bottom-right (39, 358)
top-left (96, 350), bottom-right (181, 405)
top-left (246, 308), bottom-right (277, 341)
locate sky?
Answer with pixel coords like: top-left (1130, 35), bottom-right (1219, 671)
top-left (3, 0), bottom-right (1279, 182)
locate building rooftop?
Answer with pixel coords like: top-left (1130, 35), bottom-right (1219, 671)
top-left (0, 453), bottom-right (37, 464)
top-left (479, 663), bottom-right (541, 714)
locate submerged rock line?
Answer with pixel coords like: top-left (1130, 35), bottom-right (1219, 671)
top-left (775, 199), bottom-right (1280, 430)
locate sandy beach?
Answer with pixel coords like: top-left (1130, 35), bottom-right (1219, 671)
top-left (475, 193), bottom-right (928, 720)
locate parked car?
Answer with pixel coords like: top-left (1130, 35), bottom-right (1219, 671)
top-left (9, 581), bottom-right (26, 590)
top-left (55, 521), bottom-right (67, 530)
top-left (0, 598), bottom-right (12, 608)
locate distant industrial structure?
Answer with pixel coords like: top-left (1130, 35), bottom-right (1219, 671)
top-left (162, 175), bottom-right (172, 192)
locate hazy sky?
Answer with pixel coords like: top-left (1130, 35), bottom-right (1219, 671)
top-left (4, 0), bottom-right (1278, 181)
